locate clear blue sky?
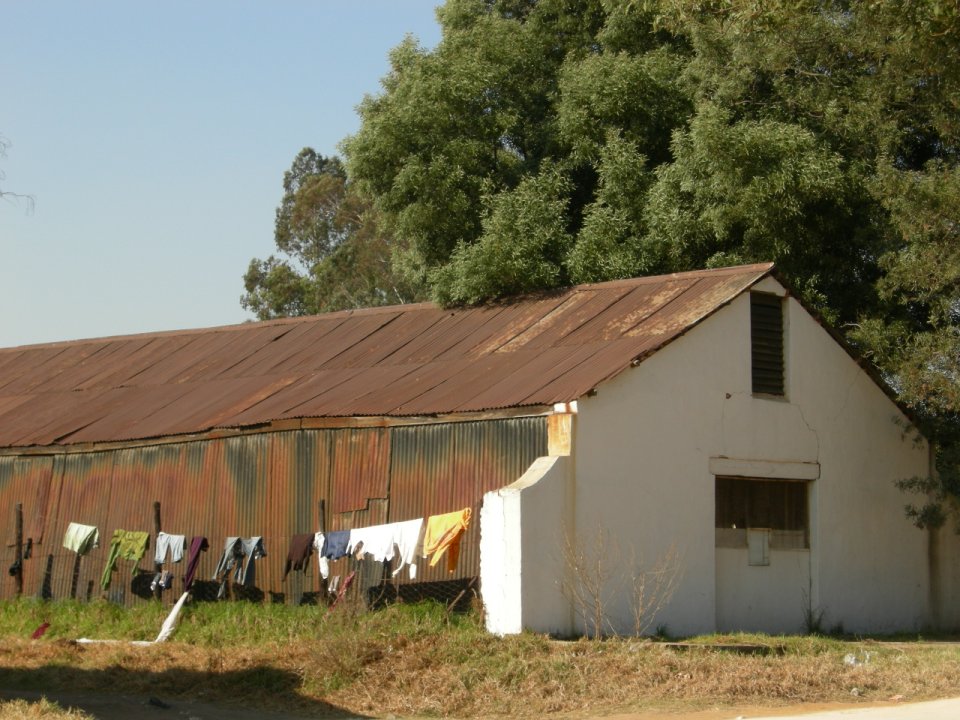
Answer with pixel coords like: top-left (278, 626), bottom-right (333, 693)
top-left (1, 2), bottom-right (441, 348)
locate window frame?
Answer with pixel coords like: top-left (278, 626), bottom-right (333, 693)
top-left (715, 475), bottom-right (810, 551)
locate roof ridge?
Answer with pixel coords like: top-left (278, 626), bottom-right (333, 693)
top-left (1, 264), bottom-right (774, 354)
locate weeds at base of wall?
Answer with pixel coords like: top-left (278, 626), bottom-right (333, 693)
top-left (801, 576), bottom-right (831, 636)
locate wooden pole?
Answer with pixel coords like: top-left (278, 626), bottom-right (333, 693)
top-left (14, 503), bottom-right (23, 597)
top-left (153, 501), bottom-right (163, 600)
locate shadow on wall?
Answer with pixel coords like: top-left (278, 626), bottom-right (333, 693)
top-left (0, 663), bottom-right (369, 720)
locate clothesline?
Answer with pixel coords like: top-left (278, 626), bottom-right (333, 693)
top-left (304, 507), bottom-right (471, 582)
top-left (58, 507), bottom-right (474, 597)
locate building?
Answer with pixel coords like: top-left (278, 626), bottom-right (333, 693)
top-left (0, 263), bottom-right (954, 634)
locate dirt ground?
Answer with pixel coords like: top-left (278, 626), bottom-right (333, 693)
top-left (0, 690), bottom-right (913, 720)
top-left (600, 700), bottom-right (904, 720)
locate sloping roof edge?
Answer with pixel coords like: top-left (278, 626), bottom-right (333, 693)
top-left (767, 269), bottom-right (923, 436)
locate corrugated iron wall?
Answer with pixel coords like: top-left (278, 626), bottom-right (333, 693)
top-left (0, 416), bottom-right (547, 605)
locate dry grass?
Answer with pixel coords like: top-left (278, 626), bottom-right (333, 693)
top-left (0, 698), bottom-right (92, 720)
top-left (0, 599), bottom-right (959, 718)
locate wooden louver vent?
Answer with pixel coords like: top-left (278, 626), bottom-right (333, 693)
top-left (751, 292), bottom-right (784, 395)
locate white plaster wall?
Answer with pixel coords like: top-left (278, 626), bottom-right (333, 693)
top-left (572, 278), bottom-right (939, 636)
top-left (481, 455), bottom-right (573, 636)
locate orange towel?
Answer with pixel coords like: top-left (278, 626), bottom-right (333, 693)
top-left (422, 508), bottom-right (471, 573)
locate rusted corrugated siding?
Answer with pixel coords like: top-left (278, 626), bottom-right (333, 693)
top-left (0, 265), bottom-right (774, 448)
top-left (388, 417), bottom-right (547, 584)
top-left (330, 428), bottom-right (389, 513)
top-left (0, 415), bottom-right (547, 605)
top-left (0, 455), bottom-right (55, 547)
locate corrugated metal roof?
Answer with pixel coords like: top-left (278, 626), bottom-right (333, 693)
top-left (0, 264), bottom-right (773, 447)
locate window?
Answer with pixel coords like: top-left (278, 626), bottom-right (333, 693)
top-left (751, 292), bottom-right (784, 395)
top-left (715, 476), bottom-right (809, 550)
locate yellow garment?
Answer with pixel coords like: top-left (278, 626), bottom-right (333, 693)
top-left (422, 508), bottom-right (471, 573)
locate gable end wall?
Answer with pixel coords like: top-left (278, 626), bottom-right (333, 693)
top-left (571, 281), bottom-right (948, 635)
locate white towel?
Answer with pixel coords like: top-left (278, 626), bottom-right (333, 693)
top-left (391, 518), bottom-right (424, 580)
top-left (346, 519), bottom-right (424, 579)
top-left (347, 524), bottom-right (396, 563)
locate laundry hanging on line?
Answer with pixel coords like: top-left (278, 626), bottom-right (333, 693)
top-left (184, 536), bottom-right (208, 590)
top-left (100, 529), bottom-right (150, 590)
top-left (63, 522), bottom-right (100, 555)
top-left (422, 508), bottom-right (472, 573)
top-left (335, 509), bottom-right (468, 576)
top-left (313, 533), bottom-right (330, 580)
top-left (320, 530), bottom-right (351, 562)
top-left (213, 536), bottom-right (267, 599)
top-left (283, 533), bottom-right (315, 580)
top-left (154, 532), bottom-right (185, 565)
top-left (344, 518), bottom-right (425, 579)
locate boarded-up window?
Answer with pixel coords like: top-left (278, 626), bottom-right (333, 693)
top-left (751, 292), bottom-right (784, 395)
top-left (715, 476), bottom-right (808, 550)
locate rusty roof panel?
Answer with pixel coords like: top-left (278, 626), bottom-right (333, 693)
top-left (0, 389), bottom-right (109, 446)
top-left (60, 385), bottom-right (197, 444)
top-left (175, 324), bottom-right (295, 382)
top-left (217, 373), bottom-right (334, 428)
top-left (0, 394), bottom-right (32, 419)
top-left (350, 361), bottom-right (461, 415)
top-left (210, 322), bottom-right (317, 379)
top-left (239, 316), bottom-right (353, 377)
top-left (528, 336), bottom-right (670, 404)
top-left (24, 387), bottom-right (135, 446)
top-left (273, 368), bottom-right (372, 419)
top-left (71, 338), bottom-right (159, 391)
top-left (65, 337), bottom-right (177, 392)
top-left (519, 287), bottom-right (638, 349)
top-left (496, 291), bottom-right (614, 353)
top-left (559, 279), bottom-right (693, 344)
top-left (298, 311), bottom-right (403, 370)
top-left (119, 378), bottom-right (278, 440)
top-left (295, 365), bottom-right (424, 418)
top-left (465, 293), bottom-right (572, 357)
top-left (335, 311), bottom-right (447, 369)
top-left (31, 338), bottom-right (162, 395)
top-left (456, 344), bottom-right (602, 412)
top-left (390, 355), bottom-right (521, 416)
top-left (430, 306), bottom-right (514, 362)
top-left (0, 344), bottom-right (100, 395)
top-left (386, 307), bottom-right (499, 365)
top-left (0, 264), bottom-right (772, 447)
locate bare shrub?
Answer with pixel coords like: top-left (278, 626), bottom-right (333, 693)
top-left (629, 544), bottom-right (683, 636)
top-left (561, 524), bottom-right (622, 639)
top-left (563, 525), bottom-right (683, 639)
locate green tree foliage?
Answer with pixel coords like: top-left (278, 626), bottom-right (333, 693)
top-left (241, 148), bottom-right (423, 319)
top-left (336, 0), bottom-right (960, 515)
